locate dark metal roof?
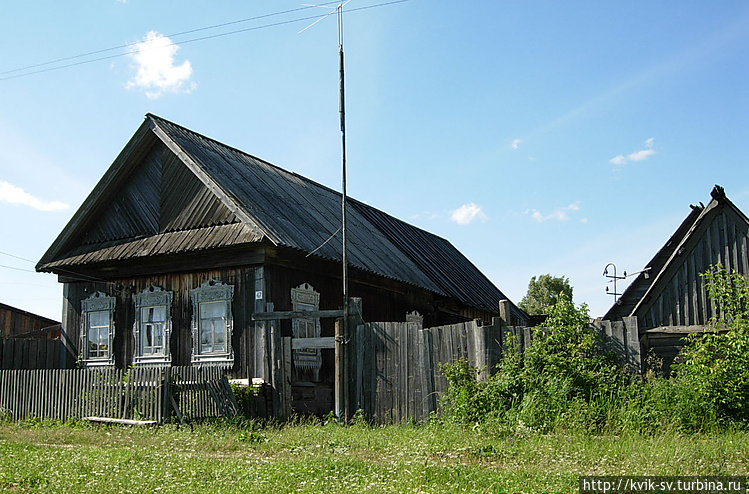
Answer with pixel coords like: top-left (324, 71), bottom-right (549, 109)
top-left (38, 114), bottom-right (521, 315)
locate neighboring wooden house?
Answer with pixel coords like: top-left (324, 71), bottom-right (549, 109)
top-left (0, 303), bottom-right (59, 339)
top-left (36, 114), bottom-right (526, 414)
top-left (0, 303), bottom-right (64, 370)
top-left (602, 185), bottom-right (749, 371)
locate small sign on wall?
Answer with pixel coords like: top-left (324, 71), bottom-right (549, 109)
top-left (255, 291), bottom-right (263, 300)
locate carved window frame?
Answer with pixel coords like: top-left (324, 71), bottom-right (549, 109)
top-left (291, 283), bottom-right (322, 382)
top-left (190, 280), bottom-right (234, 364)
top-left (80, 292), bottom-right (116, 367)
top-left (133, 286), bottom-right (173, 365)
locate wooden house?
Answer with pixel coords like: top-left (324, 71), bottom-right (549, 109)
top-left (603, 185), bottom-right (749, 370)
top-left (1, 302), bottom-right (59, 339)
top-left (36, 114), bottom-right (526, 413)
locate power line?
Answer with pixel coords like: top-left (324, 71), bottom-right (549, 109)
top-left (0, 264), bottom-right (36, 273)
top-left (0, 3), bottom-right (340, 78)
top-left (0, 0), bottom-right (411, 82)
top-left (0, 250), bottom-right (37, 264)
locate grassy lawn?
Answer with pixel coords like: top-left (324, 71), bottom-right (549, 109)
top-left (0, 419), bottom-right (747, 493)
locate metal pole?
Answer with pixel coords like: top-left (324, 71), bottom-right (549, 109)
top-left (336, 4), bottom-right (349, 422)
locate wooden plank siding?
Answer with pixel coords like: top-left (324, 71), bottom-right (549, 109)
top-left (605, 188), bottom-right (749, 342)
top-left (0, 303), bottom-right (59, 339)
top-left (60, 267), bottom-right (259, 375)
top-left (0, 338), bottom-right (72, 370)
top-left (638, 206), bottom-right (749, 329)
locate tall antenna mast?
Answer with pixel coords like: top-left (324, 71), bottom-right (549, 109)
top-left (337, 2), bottom-right (350, 423)
top-left (300, 1), bottom-right (350, 421)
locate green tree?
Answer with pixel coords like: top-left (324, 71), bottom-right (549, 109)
top-left (518, 274), bottom-right (573, 315)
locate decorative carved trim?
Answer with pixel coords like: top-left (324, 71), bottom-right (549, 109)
top-left (81, 291), bottom-right (115, 312)
top-left (191, 280), bottom-right (234, 304)
top-left (80, 292), bottom-right (116, 367)
top-left (190, 280), bottom-right (234, 364)
top-left (291, 283), bottom-right (322, 382)
top-left (406, 310), bottom-right (423, 328)
top-left (133, 286), bottom-right (173, 365)
top-left (134, 285), bottom-right (173, 309)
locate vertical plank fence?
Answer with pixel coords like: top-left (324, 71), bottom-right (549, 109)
top-left (352, 319), bottom-right (504, 424)
top-left (351, 316), bottom-right (641, 424)
top-left (0, 366), bottom-right (239, 424)
top-left (1, 338), bottom-right (74, 370)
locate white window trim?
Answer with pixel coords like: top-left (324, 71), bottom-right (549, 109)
top-left (80, 292), bottom-right (116, 367)
top-left (291, 283), bottom-right (322, 382)
top-left (190, 280), bottom-right (234, 364)
top-left (133, 286), bottom-right (173, 366)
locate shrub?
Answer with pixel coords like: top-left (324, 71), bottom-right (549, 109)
top-left (441, 296), bottom-right (630, 433)
top-left (674, 264), bottom-right (749, 425)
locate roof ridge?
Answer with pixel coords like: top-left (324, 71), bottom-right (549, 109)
top-left (146, 113), bottom-right (454, 244)
top-left (146, 113), bottom-right (346, 196)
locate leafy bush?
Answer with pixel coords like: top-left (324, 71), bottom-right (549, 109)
top-left (674, 264), bottom-right (749, 425)
top-left (230, 382), bottom-right (262, 417)
top-left (441, 296), bottom-right (630, 433)
top-left (441, 265), bottom-right (749, 434)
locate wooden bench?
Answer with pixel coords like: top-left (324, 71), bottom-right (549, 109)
top-left (84, 416), bottom-right (158, 427)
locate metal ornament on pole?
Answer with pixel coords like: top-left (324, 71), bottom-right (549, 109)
top-left (603, 263), bottom-right (652, 303)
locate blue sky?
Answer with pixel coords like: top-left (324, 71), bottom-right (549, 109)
top-left (1, 1), bottom-right (748, 321)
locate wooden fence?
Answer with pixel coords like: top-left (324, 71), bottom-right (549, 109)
top-left (1, 338), bottom-right (74, 370)
top-left (351, 319), bottom-right (504, 424)
top-left (349, 316), bottom-right (641, 424)
top-left (0, 366), bottom-right (239, 424)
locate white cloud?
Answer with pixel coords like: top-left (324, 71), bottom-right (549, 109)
top-left (627, 148), bottom-right (655, 161)
top-left (450, 203), bottom-right (488, 225)
top-left (0, 180), bottom-right (69, 211)
top-left (511, 139), bottom-right (522, 150)
top-left (527, 201), bottom-right (580, 223)
top-left (126, 31), bottom-right (196, 99)
top-left (609, 138), bottom-right (656, 165)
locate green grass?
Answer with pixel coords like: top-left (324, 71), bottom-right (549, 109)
top-left (0, 419), bottom-right (746, 493)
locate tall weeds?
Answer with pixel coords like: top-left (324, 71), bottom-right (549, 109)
top-left (441, 268), bottom-right (749, 435)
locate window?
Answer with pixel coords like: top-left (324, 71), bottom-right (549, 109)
top-left (81, 292), bottom-right (116, 366)
top-left (133, 286), bottom-right (173, 365)
top-left (191, 280), bottom-right (234, 363)
top-left (291, 283), bottom-right (322, 382)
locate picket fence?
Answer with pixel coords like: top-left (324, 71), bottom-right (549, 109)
top-left (0, 366), bottom-right (238, 424)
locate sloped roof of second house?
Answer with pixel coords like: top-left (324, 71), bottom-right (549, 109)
top-left (603, 185), bottom-right (749, 323)
top-left (38, 114), bottom-right (518, 316)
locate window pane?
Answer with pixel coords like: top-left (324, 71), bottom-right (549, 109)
top-left (88, 311), bottom-right (109, 358)
top-left (89, 310), bottom-right (109, 328)
top-left (144, 306), bottom-right (166, 323)
top-left (199, 302), bottom-right (228, 354)
top-left (200, 301), bottom-right (225, 319)
top-left (213, 319), bottom-right (226, 351)
top-left (140, 306), bottom-right (167, 356)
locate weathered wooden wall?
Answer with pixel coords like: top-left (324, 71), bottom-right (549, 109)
top-left (640, 325), bottom-right (714, 374)
top-left (0, 303), bottom-right (59, 338)
top-left (347, 317), bottom-right (641, 424)
top-left (60, 267), bottom-right (258, 374)
top-left (0, 338), bottom-right (74, 370)
top-left (351, 319), bottom-right (503, 424)
top-left (639, 207), bottom-right (749, 329)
